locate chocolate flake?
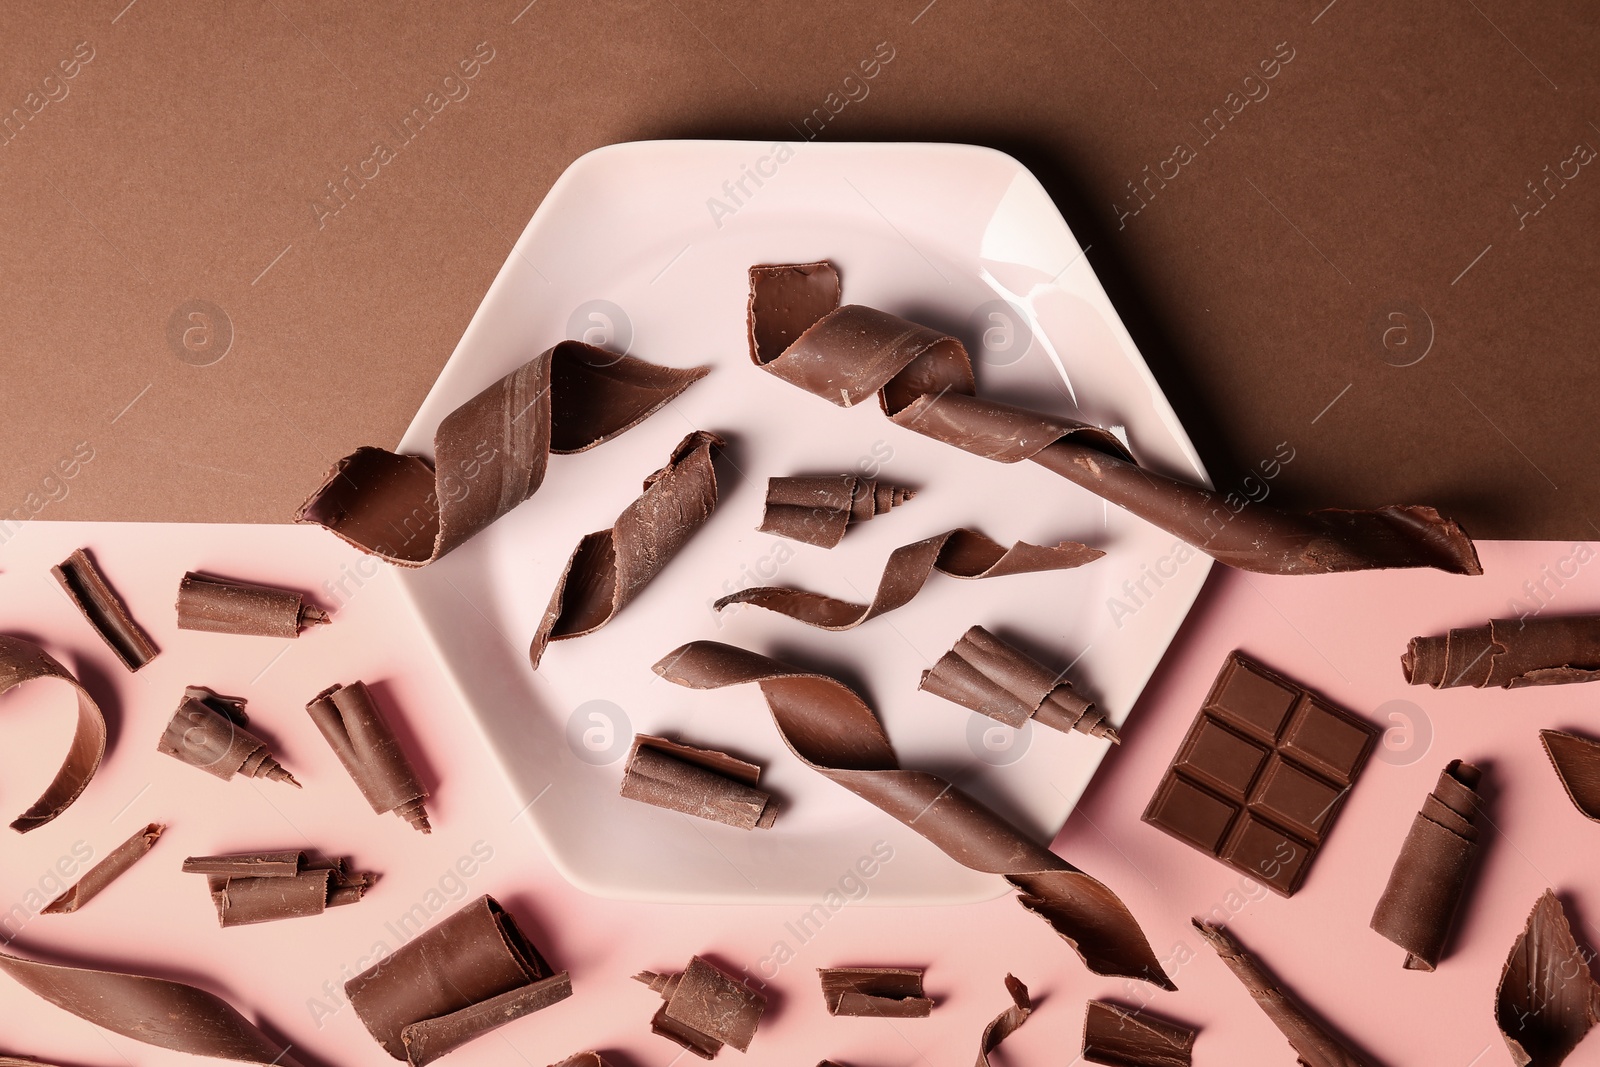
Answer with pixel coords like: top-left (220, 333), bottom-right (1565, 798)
top-left (1497, 890), bottom-right (1600, 1067)
top-left (1082, 1000), bottom-right (1196, 1067)
top-left (921, 625), bottom-right (1118, 743)
top-left (620, 735), bottom-right (778, 830)
top-left (183, 850), bottom-right (372, 926)
top-left (817, 967), bottom-right (931, 1018)
top-left (1405, 615), bottom-right (1600, 689)
top-left (176, 572), bottom-right (330, 638)
top-left (0, 635), bottom-right (108, 833)
top-left (976, 975), bottom-right (1031, 1067)
top-left (634, 955), bottom-right (766, 1058)
top-left (1541, 729), bottom-right (1600, 821)
top-left (51, 547), bottom-right (159, 670)
top-left (307, 680), bottom-right (430, 832)
top-left (42, 823), bottom-right (164, 914)
top-left (157, 686), bottom-right (299, 787)
top-left (758, 474), bottom-right (914, 548)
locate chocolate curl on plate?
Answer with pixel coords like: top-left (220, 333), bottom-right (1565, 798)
top-left (531, 430), bottom-right (722, 668)
top-left (157, 686), bottom-right (299, 787)
top-left (1542, 729), bottom-right (1600, 821)
top-left (620, 735), bottom-right (778, 830)
top-left (306, 681), bottom-right (430, 833)
top-left (758, 474), bottom-right (915, 548)
top-left (1496, 891), bottom-right (1600, 1067)
top-left (714, 529), bottom-right (1101, 631)
top-left (51, 548), bottom-right (159, 670)
top-left (176, 572), bottom-right (329, 637)
top-left (976, 975), bottom-right (1031, 1067)
top-left (1405, 615), bottom-right (1600, 689)
top-left (817, 967), bottom-right (931, 1018)
top-left (0, 635), bottom-right (108, 833)
top-left (746, 261), bottom-right (1481, 577)
top-left (634, 955), bottom-right (766, 1059)
top-left (1370, 760), bottom-right (1483, 970)
top-left (1082, 1000), bottom-right (1196, 1067)
top-left (183, 850), bottom-right (373, 926)
top-left (654, 642), bottom-right (1173, 988)
top-left (297, 341), bottom-right (709, 567)
top-left (42, 823), bottom-right (164, 914)
top-left (920, 625), bottom-right (1118, 743)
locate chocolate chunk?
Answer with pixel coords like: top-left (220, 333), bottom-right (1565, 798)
top-left (977, 975), bottom-right (1031, 1067)
top-left (1370, 760), bottom-right (1484, 970)
top-left (1542, 729), bottom-right (1600, 820)
top-left (1082, 1000), bottom-right (1196, 1066)
top-left (635, 956), bottom-right (766, 1058)
top-left (745, 262), bottom-right (1481, 576)
top-left (714, 529), bottom-right (1101, 631)
top-left (176, 572), bottom-right (329, 637)
top-left (655, 641), bottom-right (1172, 988)
top-left (157, 686), bottom-right (299, 787)
top-left (347, 895), bottom-right (572, 1065)
top-left (531, 430), bottom-right (722, 668)
top-left (51, 547), bottom-right (158, 670)
top-left (758, 474), bottom-right (914, 548)
top-left (1405, 615), bottom-right (1600, 688)
top-left (306, 681), bottom-right (430, 832)
top-left (182, 850), bottom-right (372, 926)
top-left (817, 967), bottom-right (931, 1018)
top-left (1496, 890), bottom-right (1600, 1067)
top-left (0, 635), bottom-right (108, 833)
top-left (1142, 652), bottom-right (1375, 895)
top-left (620, 735), bottom-right (777, 830)
top-left (297, 341), bottom-right (709, 566)
top-left (920, 625), bottom-right (1118, 743)
top-left (42, 823), bottom-right (164, 914)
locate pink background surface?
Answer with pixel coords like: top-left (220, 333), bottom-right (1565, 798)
top-left (1, 520), bottom-right (1597, 1067)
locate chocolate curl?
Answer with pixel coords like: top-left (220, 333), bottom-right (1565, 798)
top-left (531, 430), bottom-right (722, 668)
top-left (1193, 920), bottom-right (1376, 1067)
top-left (714, 529), bottom-right (1101, 631)
top-left (1370, 760), bottom-right (1483, 970)
top-left (297, 341), bottom-right (710, 567)
top-left (1541, 729), bottom-right (1600, 820)
top-left (157, 686), bottom-right (299, 787)
top-left (306, 681), bottom-right (430, 833)
top-left (182, 851), bottom-right (373, 926)
top-left (550, 1056), bottom-right (612, 1067)
top-left (1496, 891), bottom-right (1600, 1067)
top-left (654, 642), bottom-right (1173, 988)
top-left (758, 475), bottom-right (915, 548)
top-left (620, 735), bottom-right (778, 830)
top-left (176, 572), bottom-right (329, 638)
top-left (920, 625), bottom-right (1118, 743)
top-left (1404, 615), bottom-right (1600, 689)
top-left (746, 262), bottom-right (1481, 577)
top-left (51, 548), bottom-right (159, 670)
top-left (42, 823), bottom-right (164, 914)
top-left (0, 635), bottom-right (108, 833)
top-left (817, 967), bottom-right (931, 1018)
top-left (976, 975), bottom-right (1031, 1067)
top-left (1082, 1000), bottom-right (1196, 1066)
top-left (634, 956), bottom-right (766, 1058)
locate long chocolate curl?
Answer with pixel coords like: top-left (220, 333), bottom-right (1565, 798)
top-left (51, 548), bottom-right (159, 670)
top-left (1497, 891), bottom-right (1600, 1067)
top-left (920, 625), bottom-right (1118, 742)
top-left (0, 635), bottom-right (107, 833)
top-left (976, 975), bottom-right (1032, 1067)
top-left (654, 641), bottom-right (1172, 987)
top-left (42, 823), bottom-right (164, 914)
top-left (1405, 616), bottom-right (1600, 689)
top-left (297, 341), bottom-right (710, 567)
top-left (531, 430), bottom-right (722, 668)
top-left (176, 572), bottom-right (329, 638)
top-left (746, 262), bottom-right (1480, 577)
top-left (157, 687), bottom-right (299, 787)
top-left (758, 475), bottom-right (915, 548)
top-left (306, 681), bottom-right (430, 832)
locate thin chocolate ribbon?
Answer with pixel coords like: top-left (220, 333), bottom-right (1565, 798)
top-left (977, 975), bottom-right (1032, 1067)
top-left (0, 635), bottom-right (107, 833)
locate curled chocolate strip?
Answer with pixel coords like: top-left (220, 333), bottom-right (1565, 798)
top-left (1370, 760), bottom-right (1483, 970)
top-left (42, 823), bottom-right (164, 914)
top-left (298, 341), bottom-right (709, 567)
top-left (758, 475), bottom-right (914, 548)
top-left (634, 955), bottom-right (766, 1059)
top-left (746, 261), bottom-right (1480, 577)
top-left (51, 548), bottom-right (158, 670)
top-left (655, 641), bottom-right (1172, 987)
top-left (620, 734), bottom-right (778, 830)
top-left (1083, 1000), bottom-right (1196, 1066)
top-left (347, 895), bottom-right (572, 1066)
top-left (976, 975), bottom-right (1031, 1067)
top-left (921, 625), bottom-right (1118, 743)
top-left (1497, 890), bottom-right (1600, 1067)
top-left (531, 430), bottom-right (722, 668)
top-left (157, 686), bottom-right (299, 787)
top-left (1541, 729), bottom-right (1600, 821)
top-left (183, 850), bottom-right (372, 926)
top-left (307, 680), bottom-right (430, 833)
top-left (1405, 615), bottom-right (1600, 688)
top-left (817, 967), bottom-right (931, 1018)
top-left (714, 530), bottom-right (1101, 631)
top-left (176, 572), bottom-right (329, 638)
top-left (0, 635), bottom-right (108, 833)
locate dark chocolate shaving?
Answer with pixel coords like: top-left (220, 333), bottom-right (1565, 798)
top-left (1497, 890), bottom-right (1600, 1067)
top-left (745, 261), bottom-right (1480, 577)
top-left (758, 475), bottom-right (914, 548)
top-left (531, 430), bottom-right (722, 668)
top-left (347, 895), bottom-right (572, 1066)
top-left (51, 548), bottom-right (159, 670)
top-left (182, 850), bottom-right (372, 926)
top-left (307, 681), bottom-right (430, 832)
top-left (176, 572), bottom-right (329, 638)
top-left (0, 634), bottom-right (108, 833)
top-left (157, 686), bottom-right (299, 787)
top-left (921, 625), bottom-right (1118, 743)
top-left (1542, 729), bottom-right (1600, 821)
top-left (42, 823), bottom-right (164, 914)
top-left (655, 642), bottom-right (1172, 988)
top-left (817, 967), bottom-right (931, 1017)
top-left (620, 735), bottom-right (778, 830)
top-left (1405, 616), bottom-right (1600, 689)
top-left (549, 1056), bottom-right (612, 1067)
top-left (1083, 1000), bottom-right (1196, 1066)
top-left (1370, 760), bottom-right (1483, 970)
top-left (713, 529), bottom-right (1100, 631)
top-left (976, 975), bottom-right (1031, 1067)
top-left (634, 956), bottom-right (766, 1059)
top-left (297, 341), bottom-right (709, 567)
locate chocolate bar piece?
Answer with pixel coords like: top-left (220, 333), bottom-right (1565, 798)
top-left (0, 635), bottom-right (107, 833)
top-left (51, 547), bottom-right (158, 670)
top-left (817, 967), bottom-right (931, 1018)
top-left (157, 686), bottom-right (299, 787)
top-left (176, 572), bottom-right (329, 638)
top-left (42, 823), bottom-right (164, 914)
top-left (635, 955), bottom-right (766, 1059)
top-left (1541, 729), bottom-right (1600, 820)
top-left (1405, 615), bottom-right (1600, 688)
top-left (1497, 890), bottom-right (1600, 1067)
top-left (758, 474), bottom-right (914, 548)
top-left (183, 850), bottom-right (372, 926)
top-left (307, 681), bottom-right (430, 832)
top-left (920, 625), bottom-right (1118, 743)
top-left (1142, 652), bottom-right (1375, 895)
top-left (1082, 1000), bottom-right (1196, 1066)
top-left (620, 735), bottom-right (777, 830)
top-left (977, 975), bottom-right (1032, 1067)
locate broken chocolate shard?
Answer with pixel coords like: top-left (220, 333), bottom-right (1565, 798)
top-left (655, 642), bottom-right (1172, 988)
top-left (714, 529), bottom-right (1101, 631)
top-left (620, 735), bottom-right (778, 830)
top-left (976, 975), bottom-right (1031, 1067)
top-left (921, 625), bottom-right (1118, 743)
top-left (158, 686), bottom-right (299, 787)
top-left (1082, 1000), bottom-right (1196, 1067)
top-left (817, 967), bottom-right (931, 1018)
top-left (1405, 615), bottom-right (1600, 688)
top-left (182, 850), bottom-right (372, 926)
top-left (51, 547), bottom-right (159, 670)
top-left (531, 430), bottom-right (722, 668)
top-left (176, 572), bottom-right (329, 638)
top-left (1370, 760), bottom-right (1484, 970)
top-left (297, 341), bottom-right (709, 567)
top-left (1497, 890), bottom-right (1600, 1067)
top-left (634, 955), bottom-right (766, 1059)
top-left (1542, 729), bottom-right (1600, 821)
top-left (307, 680), bottom-right (430, 832)
top-left (0, 635), bottom-right (108, 833)
top-left (758, 474), bottom-right (915, 548)
top-left (746, 261), bottom-right (1481, 576)
top-left (42, 823), bottom-right (164, 914)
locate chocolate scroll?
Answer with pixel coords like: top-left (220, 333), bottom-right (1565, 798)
top-left (655, 641), bottom-right (1172, 987)
top-left (635, 956), bottom-right (766, 1059)
top-left (0, 635), bottom-right (107, 833)
top-left (620, 735), bottom-right (778, 829)
top-left (307, 681), bottom-right (430, 832)
top-left (1405, 615), bottom-right (1600, 688)
top-left (183, 850), bottom-right (372, 926)
top-left (818, 967), bottom-right (931, 1017)
top-left (746, 261), bottom-right (1480, 577)
top-left (297, 341), bottom-right (709, 567)
top-left (920, 625), bottom-right (1118, 743)
top-left (347, 895), bottom-right (572, 1066)
top-left (42, 823), bottom-right (164, 914)
top-left (977, 975), bottom-right (1031, 1067)
top-left (157, 686), bottom-right (299, 786)
top-left (51, 548), bottom-right (158, 670)
top-left (713, 529), bottom-right (1101, 631)
top-left (759, 475), bottom-right (914, 548)
top-left (531, 430), bottom-right (722, 668)
top-left (1541, 729), bottom-right (1600, 821)
top-left (1370, 760), bottom-right (1483, 970)
top-left (177, 572), bottom-right (329, 637)
top-left (1082, 1000), bottom-right (1196, 1066)
top-left (1497, 890), bottom-right (1600, 1067)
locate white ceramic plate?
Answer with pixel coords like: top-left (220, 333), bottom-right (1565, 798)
top-left (394, 140), bottom-right (1213, 904)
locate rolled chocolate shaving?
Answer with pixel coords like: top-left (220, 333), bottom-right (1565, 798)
top-left (1404, 616), bottom-right (1600, 689)
top-left (758, 475), bottom-right (915, 548)
top-left (182, 850), bottom-right (372, 926)
top-left (531, 430), bottom-right (723, 668)
top-left (1542, 729), bottom-right (1600, 820)
top-left (817, 967), bottom-right (931, 1018)
top-left (176, 572), bottom-right (329, 638)
top-left (0, 635), bottom-right (108, 833)
top-left (713, 529), bottom-right (1101, 631)
top-left (297, 341), bottom-right (709, 567)
top-left (1193, 920), bottom-right (1376, 1067)
top-left (1083, 1000), bottom-right (1196, 1066)
top-left (1497, 890), bottom-right (1600, 1067)
top-left (157, 686), bottom-right (299, 787)
top-left (746, 262), bottom-right (1480, 577)
top-left (654, 641), bottom-right (1172, 987)
top-left (634, 955), bottom-right (766, 1059)
top-left (920, 625), bottom-right (1118, 743)
top-left (347, 894), bottom-right (572, 1066)
top-left (306, 680), bottom-right (430, 832)
top-left (976, 974), bottom-right (1031, 1067)
top-left (51, 548), bottom-right (159, 670)
top-left (1370, 760), bottom-right (1483, 970)
top-left (42, 823), bottom-right (164, 914)
top-left (620, 734), bottom-right (778, 830)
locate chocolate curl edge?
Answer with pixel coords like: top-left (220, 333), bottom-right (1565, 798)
top-left (0, 634), bottom-right (109, 834)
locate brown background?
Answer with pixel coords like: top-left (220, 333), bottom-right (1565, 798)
top-left (3, 0), bottom-right (1595, 539)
